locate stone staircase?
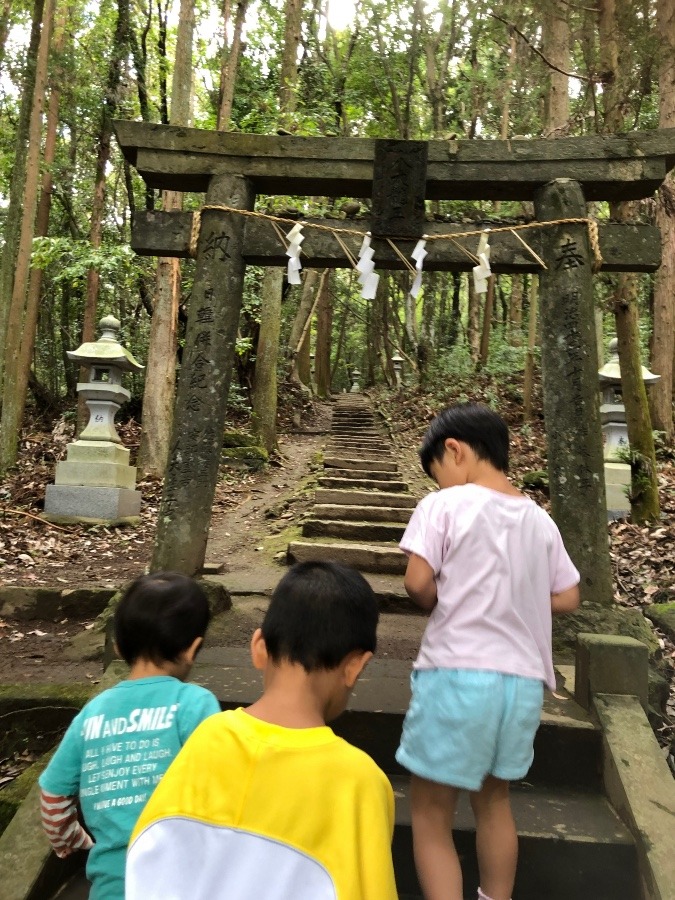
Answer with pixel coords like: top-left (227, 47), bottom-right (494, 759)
top-left (191, 650), bottom-right (638, 899)
top-left (19, 647), bottom-right (647, 900)
top-left (288, 395), bottom-right (414, 574)
top-left (17, 397), bottom-right (654, 900)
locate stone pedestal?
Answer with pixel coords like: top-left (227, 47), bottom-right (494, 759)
top-left (605, 461), bottom-right (631, 520)
top-left (43, 315), bottom-right (143, 524)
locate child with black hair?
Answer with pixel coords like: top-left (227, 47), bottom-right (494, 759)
top-left (39, 572), bottom-right (220, 900)
top-left (126, 561), bottom-right (398, 900)
top-left (396, 403), bottom-right (580, 900)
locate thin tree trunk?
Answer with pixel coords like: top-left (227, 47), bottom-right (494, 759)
top-left (77, 0), bottom-right (130, 432)
top-left (278, 0), bottom-right (302, 128)
top-left (217, 0), bottom-right (248, 130)
top-left (314, 270), bottom-right (332, 398)
top-left (523, 276), bottom-right (538, 421)
top-left (4, 0), bottom-right (66, 465)
top-left (478, 276), bottom-right (495, 368)
top-left (542, 0), bottom-right (570, 134)
top-left (509, 275), bottom-right (524, 345)
top-left (650, 0), bottom-right (675, 440)
top-left (0, 0), bottom-right (55, 473)
top-left (467, 275), bottom-right (481, 361)
top-left (138, 0), bottom-right (194, 477)
top-left (0, 0), bottom-right (12, 78)
top-left (251, 0), bottom-right (305, 442)
top-left (0, 0), bottom-right (45, 396)
top-left (286, 269), bottom-right (320, 379)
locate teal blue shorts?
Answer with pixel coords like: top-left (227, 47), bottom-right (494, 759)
top-left (395, 668), bottom-right (544, 791)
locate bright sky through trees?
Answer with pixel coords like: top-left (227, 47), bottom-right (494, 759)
top-left (327, 0), bottom-right (358, 30)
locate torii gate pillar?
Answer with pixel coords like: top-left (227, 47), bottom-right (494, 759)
top-left (534, 178), bottom-right (613, 605)
top-left (151, 174), bottom-right (255, 574)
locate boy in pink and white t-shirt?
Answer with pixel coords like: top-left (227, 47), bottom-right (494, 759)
top-left (396, 403), bottom-right (580, 900)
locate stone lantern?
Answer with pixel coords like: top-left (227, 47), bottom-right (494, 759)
top-left (44, 315), bottom-right (144, 523)
top-left (391, 351), bottom-right (403, 386)
top-left (598, 337), bottom-right (660, 519)
top-left (349, 367), bottom-right (362, 393)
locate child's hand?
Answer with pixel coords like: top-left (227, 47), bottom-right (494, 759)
top-left (404, 554), bottom-right (438, 611)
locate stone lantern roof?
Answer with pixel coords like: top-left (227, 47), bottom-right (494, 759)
top-left (67, 315), bottom-right (143, 373)
top-left (598, 338), bottom-right (660, 386)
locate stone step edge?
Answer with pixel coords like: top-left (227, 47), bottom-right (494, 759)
top-left (314, 489), bottom-right (418, 508)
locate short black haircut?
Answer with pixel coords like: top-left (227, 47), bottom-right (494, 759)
top-left (419, 402), bottom-right (510, 477)
top-left (114, 572), bottom-right (211, 666)
top-left (262, 561), bottom-right (378, 671)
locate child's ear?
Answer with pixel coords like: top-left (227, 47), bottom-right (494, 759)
top-left (444, 437), bottom-right (462, 462)
top-left (250, 628), bottom-right (268, 671)
top-left (343, 650), bottom-right (373, 689)
top-left (184, 636), bottom-right (203, 665)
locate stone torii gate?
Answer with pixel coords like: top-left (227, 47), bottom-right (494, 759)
top-left (114, 121), bottom-right (675, 600)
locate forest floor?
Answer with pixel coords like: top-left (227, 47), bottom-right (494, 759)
top-left (0, 376), bottom-right (673, 732)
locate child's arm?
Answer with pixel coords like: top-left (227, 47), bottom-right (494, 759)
top-left (40, 789), bottom-right (93, 858)
top-left (551, 584), bottom-right (580, 614)
top-left (404, 553), bottom-right (438, 611)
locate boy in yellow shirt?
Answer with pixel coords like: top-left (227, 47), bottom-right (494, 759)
top-left (126, 561), bottom-right (398, 900)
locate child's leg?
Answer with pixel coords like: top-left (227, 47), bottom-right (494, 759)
top-left (469, 776), bottom-right (517, 900)
top-left (410, 775), bottom-right (462, 900)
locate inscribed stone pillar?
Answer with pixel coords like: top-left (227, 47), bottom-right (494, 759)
top-left (533, 179), bottom-right (613, 606)
top-left (151, 174), bottom-right (255, 574)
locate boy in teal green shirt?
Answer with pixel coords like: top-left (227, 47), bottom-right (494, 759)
top-left (39, 572), bottom-right (220, 899)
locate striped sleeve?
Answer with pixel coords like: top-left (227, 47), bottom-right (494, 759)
top-left (40, 790), bottom-right (93, 858)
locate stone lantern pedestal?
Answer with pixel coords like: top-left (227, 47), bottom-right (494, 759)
top-left (45, 316), bottom-right (144, 523)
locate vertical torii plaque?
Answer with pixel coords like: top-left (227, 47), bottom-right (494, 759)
top-left (371, 139), bottom-right (428, 238)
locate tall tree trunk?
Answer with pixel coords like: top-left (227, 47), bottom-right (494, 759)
top-left (467, 275), bottom-right (481, 361)
top-left (3, 0), bottom-right (65, 459)
top-left (523, 276), bottom-right (538, 421)
top-left (600, 0), bottom-right (660, 521)
top-left (478, 277), bottom-right (495, 368)
top-left (287, 270), bottom-right (320, 377)
top-left (251, 0), bottom-right (305, 448)
top-left (508, 275), bottom-right (524, 345)
top-left (77, 0), bottom-right (130, 432)
top-left (138, 0), bottom-right (195, 477)
top-left (252, 268), bottom-right (283, 453)
top-left (278, 0), bottom-right (302, 128)
top-left (0, 0), bottom-right (45, 396)
top-left (650, 0), bottom-right (675, 441)
top-left (217, 0), bottom-right (248, 130)
top-left (542, 0), bottom-right (570, 134)
top-left (0, 0), bottom-right (55, 474)
top-left (315, 271), bottom-right (332, 398)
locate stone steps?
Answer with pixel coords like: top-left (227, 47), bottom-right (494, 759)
top-left (289, 395), bottom-right (415, 574)
top-left (302, 519), bottom-right (407, 542)
top-left (313, 504), bottom-right (413, 523)
top-left (288, 539), bottom-right (408, 574)
top-left (186, 650), bottom-right (639, 900)
top-left (317, 476), bottom-right (409, 491)
top-left (315, 488), bottom-right (416, 508)
top-left (322, 456), bottom-right (399, 473)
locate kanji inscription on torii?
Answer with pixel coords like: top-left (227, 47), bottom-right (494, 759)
top-left (114, 120), bottom-right (675, 601)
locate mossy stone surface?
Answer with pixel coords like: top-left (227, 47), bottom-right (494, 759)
top-left (644, 603), bottom-right (675, 643)
top-left (553, 603), bottom-right (659, 660)
top-left (0, 753), bottom-right (51, 836)
top-left (0, 684), bottom-right (91, 759)
top-left (222, 431), bottom-right (256, 448)
top-left (221, 445), bottom-right (269, 471)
